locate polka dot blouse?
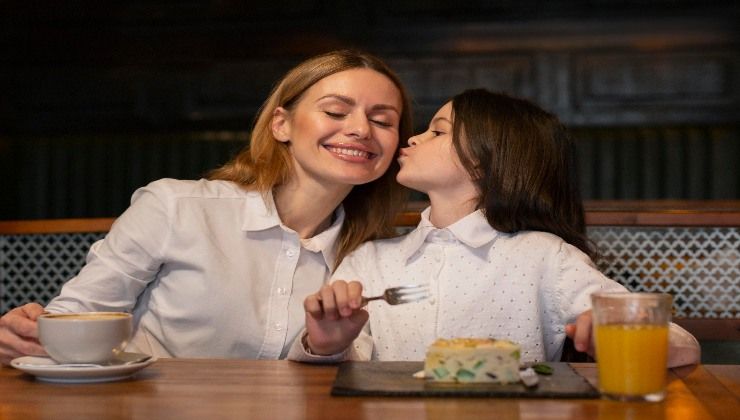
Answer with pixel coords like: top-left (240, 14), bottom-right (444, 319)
top-left (333, 207), bottom-right (627, 363)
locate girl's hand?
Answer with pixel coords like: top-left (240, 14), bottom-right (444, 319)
top-left (564, 310), bottom-right (596, 357)
top-left (0, 303), bottom-right (47, 365)
top-left (303, 280), bottom-right (369, 355)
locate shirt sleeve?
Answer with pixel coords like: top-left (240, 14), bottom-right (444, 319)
top-left (45, 181), bottom-right (173, 313)
top-left (667, 322), bottom-right (701, 367)
top-left (286, 327), bottom-right (373, 363)
top-left (542, 241), bottom-right (628, 360)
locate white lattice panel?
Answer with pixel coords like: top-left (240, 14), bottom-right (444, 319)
top-left (0, 233), bottom-right (105, 313)
top-left (589, 227), bottom-right (740, 318)
top-left (2, 228), bottom-right (738, 319)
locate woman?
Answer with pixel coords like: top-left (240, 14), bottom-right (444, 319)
top-left (0, 50), bottom-right (413, 364)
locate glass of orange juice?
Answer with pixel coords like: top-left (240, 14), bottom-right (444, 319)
top-left (591, 292), bottom-right (672, 402)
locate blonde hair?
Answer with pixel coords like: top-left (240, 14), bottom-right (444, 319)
top-left (209, 50), bottom-right (413, 268)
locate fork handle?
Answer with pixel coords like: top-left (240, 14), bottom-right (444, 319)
top-left (360, 295), bottom-right (383, 307)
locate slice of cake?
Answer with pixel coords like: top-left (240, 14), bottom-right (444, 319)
top-left (424, 338), bottom-right (521, 384)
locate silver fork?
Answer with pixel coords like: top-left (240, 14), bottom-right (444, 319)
top-left (361, 284), bottom-right (430, 306)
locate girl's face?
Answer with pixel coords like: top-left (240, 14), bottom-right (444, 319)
top-left (271, 68), bottom-right (402, 192)
top-left (397, 101), bottom-right (477, 199)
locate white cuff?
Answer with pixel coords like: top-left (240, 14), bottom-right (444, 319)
top-left (286, 330), bottom-right (351, 363)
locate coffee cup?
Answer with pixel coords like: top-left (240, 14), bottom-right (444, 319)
top-left (38, 312), bottom-right (133, 364)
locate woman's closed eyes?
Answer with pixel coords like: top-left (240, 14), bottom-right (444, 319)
top-left (322, 110), bottom-right (395, 128)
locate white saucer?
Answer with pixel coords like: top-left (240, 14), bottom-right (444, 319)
top-left (11, 352), bottom-right (156, 383)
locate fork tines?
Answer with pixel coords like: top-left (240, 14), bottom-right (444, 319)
top-left (392, 284), bottom-right (430, 303)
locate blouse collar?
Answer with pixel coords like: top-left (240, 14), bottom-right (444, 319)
top-left (399, 207), bottom-right (499, 261)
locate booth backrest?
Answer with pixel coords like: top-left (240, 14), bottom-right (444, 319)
top-left (1, 202), bottom-right (738, 362)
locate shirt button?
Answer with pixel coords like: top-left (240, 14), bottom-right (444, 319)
top-left (276, 287), bottom-right (288, 295)
top-left (286, 249), bottom-right (296, 257)
top-left (274, 323), bottom-right (283, 331)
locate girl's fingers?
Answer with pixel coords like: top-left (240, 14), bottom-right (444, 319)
top-left (305, 281), bottom-right (365, 321)
top-left (303, 294), bottom-right (324, 319)
top-left (347, 281), bottom-right (364, 309)
top-left (319, 284), bottom-right (340, 321)
top-left (573, 311), bottom-right (593, 353)
top-left (331, 280), bottom-right (352, 317)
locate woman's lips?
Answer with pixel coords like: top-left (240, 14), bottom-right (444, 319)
top-left (324, 145), bottom-right (376, 160)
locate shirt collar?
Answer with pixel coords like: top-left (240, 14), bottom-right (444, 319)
top-left (301, 206), bottom-right (344, 269)
top-left (399, 207), bottom-right (498, 261)
top-left (240, 190), bottom-right (344, 268)
top-left (241, 190), bottom-right (282, 232)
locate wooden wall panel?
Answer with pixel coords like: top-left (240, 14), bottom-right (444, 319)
top-left (0, 3), bottom-right (738, 218)
top-left (572, 51), bottom-right (738, 125)
top-left (389, 56), bottom-right (538, 126)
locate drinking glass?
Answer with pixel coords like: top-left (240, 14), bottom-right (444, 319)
top-left (591, 292), bottom-right (672, 402)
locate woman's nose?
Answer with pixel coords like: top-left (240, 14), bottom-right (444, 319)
top-left (346, 113), bottom-right (370, 139)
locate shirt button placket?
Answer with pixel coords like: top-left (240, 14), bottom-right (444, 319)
top-left (261, 234), bottom-right (299, 359)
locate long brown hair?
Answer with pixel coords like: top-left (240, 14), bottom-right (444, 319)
top-left (209, 50), bottom-right (412, 268)
top-left (450, 89), bottom-right (594, 259)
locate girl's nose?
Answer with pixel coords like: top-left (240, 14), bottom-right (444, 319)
top-left (407, 134), bottom-right (421, 146)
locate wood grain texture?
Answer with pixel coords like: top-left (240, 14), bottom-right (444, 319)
top-left (2, 200), bottom-right (740, 233)
top-left (0, 360), bottom-right (734, 420)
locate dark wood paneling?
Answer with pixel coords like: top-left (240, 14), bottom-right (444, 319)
top-left (2, 127), bottom-right (738, 219)
top-left (572, 52), bottom-right (739, 125)
top-left (1, 4), bottom-right (737, 133)
top-left (0, 2), bottom-right (738, 219)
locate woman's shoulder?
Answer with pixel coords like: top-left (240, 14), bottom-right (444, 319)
top-left (137, 178), bottom-right (251, 200)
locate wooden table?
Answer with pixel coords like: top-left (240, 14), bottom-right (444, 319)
top-left (1, 360), bottom-right (737, 419)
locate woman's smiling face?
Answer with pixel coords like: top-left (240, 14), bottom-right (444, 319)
top-left (271, 68), bottom-right (402, 192)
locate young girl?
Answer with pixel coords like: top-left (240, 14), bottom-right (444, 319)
top-left (290, 89), bottom-right (700, 367)
top-left (0, 50), bottom-right (413, 364)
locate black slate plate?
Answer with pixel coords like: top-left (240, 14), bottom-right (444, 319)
top-left (331, 361), bottom-right (599, 398)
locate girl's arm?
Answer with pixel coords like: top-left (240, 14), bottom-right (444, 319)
top-left (287, 325), bottom-right (373, 362)
top-left (553, 240), bottom-right (700, 366)
top-left (304, 280), bottom-right (368, 355)
top-left (288, 245), bottom-right (377, 363)
top-left (287, 280), bottom-right (372, 362)
top-left (565, 311), bottom-right (701, 367)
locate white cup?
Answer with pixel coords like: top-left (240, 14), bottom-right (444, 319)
top-left (38, 312), bottom-right (133, 364)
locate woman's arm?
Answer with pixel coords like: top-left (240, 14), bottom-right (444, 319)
top-left (45, 180), bottom-right (173, 313)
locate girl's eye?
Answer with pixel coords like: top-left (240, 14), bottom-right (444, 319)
top-left (431, 130), bottom-right (445, 137)
top-left (324, 111), bottom-right (346, 119)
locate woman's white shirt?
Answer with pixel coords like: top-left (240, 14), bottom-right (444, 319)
top-left (45, 178), bottom-right (343, 359)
